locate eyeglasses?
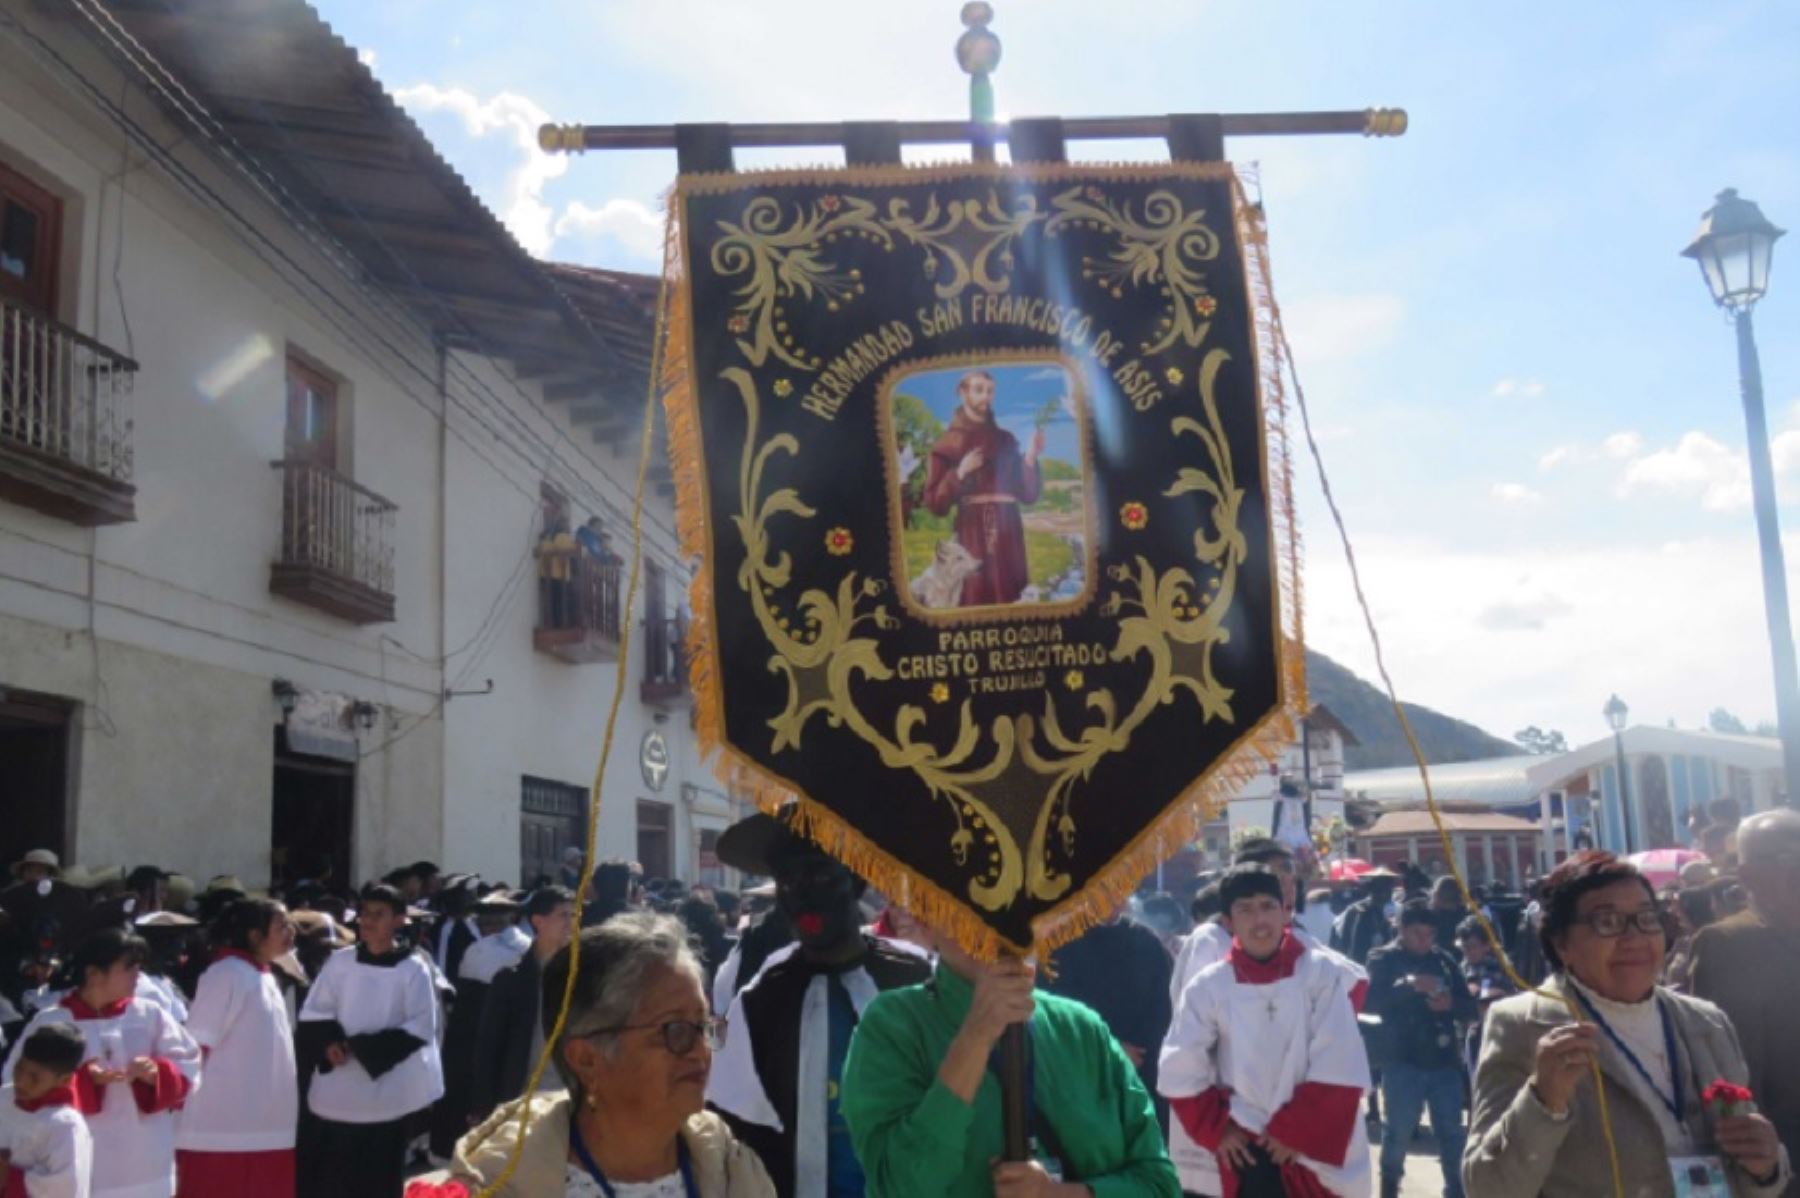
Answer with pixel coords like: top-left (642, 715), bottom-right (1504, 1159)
top-left (591, 1018), bottom-right (719, 1056)
top-left (1575, 909), bottom-right (1665, 938)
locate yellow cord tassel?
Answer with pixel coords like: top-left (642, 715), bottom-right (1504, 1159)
top-left (1268, 300), bottom-right (1628, 1198)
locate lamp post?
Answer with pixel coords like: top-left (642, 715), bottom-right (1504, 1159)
top-left (1682, 189), bottom-right (1799, 805)
top-left (1604, 694), bottom-right (1636, 853)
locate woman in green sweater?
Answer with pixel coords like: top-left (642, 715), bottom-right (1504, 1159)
top-left (841, 915), bottom-right (1179, 1198)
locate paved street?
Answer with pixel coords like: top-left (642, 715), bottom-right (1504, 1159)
top-left (1379, 1130), bottom-right (1465, 1198)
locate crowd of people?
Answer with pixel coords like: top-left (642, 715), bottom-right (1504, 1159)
top-left (0, 800), bottom-right (1793, 1198)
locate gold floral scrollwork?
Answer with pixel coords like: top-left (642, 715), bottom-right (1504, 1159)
top-left (1045, 185), bottom-right (1222, 354)
top-left (711, 196), bottom-right (893, 371)
top-left (724, 366), bottom-right (1024, 910)
top-left (881, 191), bottom-right (1047, 300)
top-left (718, 331), bottom-right (1251, 920)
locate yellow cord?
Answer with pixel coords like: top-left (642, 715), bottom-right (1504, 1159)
top-left (468, 244), bottom-right (674, 1198)
top-left (1272, 314), bottom-right (1627, 1198)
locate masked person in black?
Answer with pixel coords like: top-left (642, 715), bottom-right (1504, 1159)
top-left (1365, 901), bottom-right (1476, 1198)
top-left (705, 806), bottom-right (930, 1198)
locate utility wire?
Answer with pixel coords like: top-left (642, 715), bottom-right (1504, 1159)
top-left (77, 0), bottom-right (683, 560)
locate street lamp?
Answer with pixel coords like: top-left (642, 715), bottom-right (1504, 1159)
top-left (1682, 189), bottom-right (1799, 805)
top-left (1604, 694), bottom-right (1636, 853)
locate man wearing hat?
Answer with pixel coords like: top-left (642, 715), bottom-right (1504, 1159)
top-left (1330, 867), bottom-right (1401, 967)
top-left (431, 890), bottom-right (530, 1158)
top-left (707, 806), bottom-right (931, 1198)
top-left (0, 850), bottom-right (88, 997)
top-left (469, 886), bottom-right (576, 1120)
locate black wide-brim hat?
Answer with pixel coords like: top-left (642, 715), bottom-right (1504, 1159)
top-left (716, 804), bottom-right (807, 877)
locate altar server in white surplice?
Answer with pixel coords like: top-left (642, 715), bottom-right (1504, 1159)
top-left (1160, 865), bottom-right (1372, 1198)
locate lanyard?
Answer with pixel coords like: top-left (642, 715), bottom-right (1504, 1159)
top-left (1572, 988), bottom-right (1684, 1124)
top-left (569, 1113), bottom-right (699, 1198)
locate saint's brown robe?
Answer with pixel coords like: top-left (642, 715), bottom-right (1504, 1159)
top-left (922, 408), bottom-right (1041, 605)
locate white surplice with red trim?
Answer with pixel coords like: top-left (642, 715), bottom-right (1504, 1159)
top-left (2, 995), bottom-right (200, 1198)
top-left (1159, 932), bottom-right (1372, 1198)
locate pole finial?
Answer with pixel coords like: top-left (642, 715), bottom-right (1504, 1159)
top-left (538, 123), bottom-right (586, 154)
top-left (1362, 108), bottom-right (1408, 137)
top-left (956, 3), bottom-right (1001, 79)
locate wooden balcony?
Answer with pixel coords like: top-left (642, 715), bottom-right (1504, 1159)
top-left (269, 460), bottom-right (397, 624)
top-left (534, 558), bottom-right (623, 663)
top-left (641, 613), bottom-right (690, 706)
top-left (0, 297), bottom-right (137, 525)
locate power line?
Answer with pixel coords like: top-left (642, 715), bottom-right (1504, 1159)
top-left (0, 11), bottom-right (620, 700)
top-left (75, 0), bottom-right (683, 560)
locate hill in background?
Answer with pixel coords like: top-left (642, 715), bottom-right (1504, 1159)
top-left (1305, 649), bottom-right (1517, 770)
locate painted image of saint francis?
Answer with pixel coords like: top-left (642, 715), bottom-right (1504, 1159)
top-left (921, 369), bottom-right (1045, 606)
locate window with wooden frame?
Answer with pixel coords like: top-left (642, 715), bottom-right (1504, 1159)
top-left (0, 160), bottom-right (63, 316)
top-left (284, 354), bottom-right (340, 472)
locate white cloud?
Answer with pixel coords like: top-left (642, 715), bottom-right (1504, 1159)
top-left (357, 48), bottom-right (378, 70)
top-left (1281, 293), bottom-right (1405, 365)
top-left (1303, 532), bottom-right (1794, 746)
top-left (1490, 482), bottom-right (1545, 507)
top-left (553, 199), bottom-right (665, 265)
top-left (1477, 593), bottom-right (1573, 631)
top-left (1620, 431), bottom-right (1749, 511)
top-left (1538, 444), bottom-right (1591, 473)
top-left (1601, 431), bottom-right (1645, 460)
top-left (392, 84), bottom-right (566, 256)
top-left (1490, 377), bottom-right (1546, 400)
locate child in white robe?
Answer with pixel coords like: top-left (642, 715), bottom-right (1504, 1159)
top-left (297, 884), bottom-right (442, 1198)
top-left (2, 930), bottom-right (201, 1198)
top-left (0, 1022), bottom-right (93, 1198)
top-left (1160, 865), bottom-right (1372, 1198)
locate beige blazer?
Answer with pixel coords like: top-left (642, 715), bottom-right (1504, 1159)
top-left (448, 1091), bottom-right (775, 1198)
top-left (1463, 976), bottom-right (1791, 1198)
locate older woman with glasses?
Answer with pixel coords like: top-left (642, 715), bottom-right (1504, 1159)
top-left (1464, 851), bottom-right (1789, 1198)
top-left (424, 912), bottom-right (773, 1198)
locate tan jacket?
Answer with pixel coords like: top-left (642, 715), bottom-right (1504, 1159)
top-left (449, 1092), bottom-right (775, 1198)
top-left (1463, 976), bottom-right (1791, 1198)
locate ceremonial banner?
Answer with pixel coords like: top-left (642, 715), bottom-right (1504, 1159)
top-left (663, 162), bottom-right (1304, 954)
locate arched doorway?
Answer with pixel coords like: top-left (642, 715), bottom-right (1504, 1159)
top-left (1640, 756), bottom-right (1675, 849)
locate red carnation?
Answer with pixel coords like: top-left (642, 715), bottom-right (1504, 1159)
top-left (1703, 1079), bottom-right (1756, 1118)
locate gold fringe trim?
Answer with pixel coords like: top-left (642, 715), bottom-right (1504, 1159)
top-left (665, 163), bottom-right (1308, 961)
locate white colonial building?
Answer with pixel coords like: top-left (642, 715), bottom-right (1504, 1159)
top-left (1343, 727), bottom-right (1787, 880)
top-left (0, 0), bottom-right (741, 891)
top-left (1202, 705), bottom-right (1356, 865)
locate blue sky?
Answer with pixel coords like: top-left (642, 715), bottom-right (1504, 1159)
top-left (315, 0), bottom-right (1800, 748)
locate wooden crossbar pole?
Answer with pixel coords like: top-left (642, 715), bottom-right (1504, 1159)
top-left (537, 109), bottom-right (1407, 155)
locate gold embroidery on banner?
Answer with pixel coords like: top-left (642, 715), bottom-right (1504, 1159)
top-left (1045, 186), bottom-right (1223, 355)
top-left (726, 344), bottom-right (1245, 912)
top-left (711, 195), bottom-right (892, 371)
top-left (880, 191), bottom-right (1047, 299)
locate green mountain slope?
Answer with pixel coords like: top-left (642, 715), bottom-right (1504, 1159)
top-left (1305, 649), bottom-right (1516, 770)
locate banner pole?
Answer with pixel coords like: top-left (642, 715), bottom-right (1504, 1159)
top-left (1000, 1020), bottom-right (1030, 1162)
top-left (956, 3), bottom-right (1028, 1161)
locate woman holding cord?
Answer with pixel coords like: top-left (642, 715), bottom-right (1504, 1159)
top-left (1463, 851), bottom-right (1788, 1198)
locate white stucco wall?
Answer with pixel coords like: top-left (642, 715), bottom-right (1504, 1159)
top-left (0, 22), bottom-right (445, 884)
top-left (437, 351), bottom-right (732, 887)
top-left (0, 11), bottom-right (737, 891)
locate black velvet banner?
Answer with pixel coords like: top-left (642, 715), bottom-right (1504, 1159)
top-left (667, 162), bottom-right (1298, 953)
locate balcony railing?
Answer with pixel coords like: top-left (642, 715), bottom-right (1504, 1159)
top-left (641, 613), bottom-right (689, 705)
top-left (534, 558), bottom-right (624, 663)
top-left (0, 296), bottom-right (136, 524)
top-left (269, 460), bottom-right (397, 624)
